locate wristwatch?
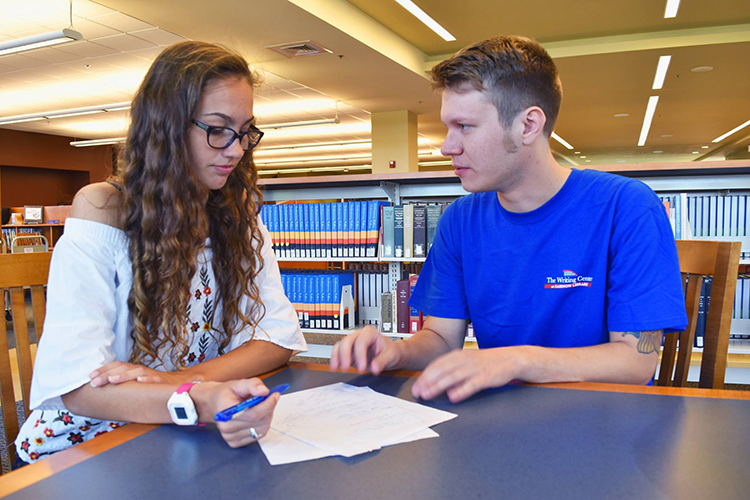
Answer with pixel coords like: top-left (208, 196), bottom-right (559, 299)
top-left (167, 381), bottom-right (202, 426)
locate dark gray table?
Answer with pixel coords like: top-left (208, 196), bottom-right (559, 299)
top-left (4, 366), bottom-right (750, 499)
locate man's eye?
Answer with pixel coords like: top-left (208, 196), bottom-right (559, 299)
top-left (459, 124), bottom-right (469, 131)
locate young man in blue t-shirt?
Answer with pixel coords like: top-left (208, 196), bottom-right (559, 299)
top-left (330, 36), bottom-right (687, 403)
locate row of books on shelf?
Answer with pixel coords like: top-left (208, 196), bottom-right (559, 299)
top-left (280, 270), bottom-right (356, 331)
top-left (280, 268), bottom-right (478, 339)
top-left (687, 276), bottom-right (750, 347)
top-left (261, 201), bottom-right (450, 260)
top-left (661, 193), bottom-right (748, 242)
top-left (381, 203), bottom-right (448, 259)
top-left (262, 201), bottom-right (388, 259)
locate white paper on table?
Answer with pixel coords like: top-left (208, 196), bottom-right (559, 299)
top-left (267, 383), bottom-right (456, 458)
top-left (259, 426), bottom-right (438, 466)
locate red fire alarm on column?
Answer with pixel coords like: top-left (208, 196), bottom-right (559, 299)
top-left (389, 160), bottom-right (396, 168)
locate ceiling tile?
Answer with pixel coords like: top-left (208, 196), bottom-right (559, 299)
top-left (0, 19), bottom-right (38, 35)
top-left (17, 47), bottom-right (86, 64)
top-left (54, 40), bottom-right (120, 58)
top-left (88, 12), bottom-right (154, 33)
top-left (127, 46), bottom-right (166, 61)
top-left (0, 54), bottom-right (49, 69)
top-left (129, 28), bottom-right (185, 46)
top-left (92, 33), bottom-right (157, 52)
top-left (70, 0), bottom-right (117, 19)
top-left (49, 19), bottom-right (122, 39)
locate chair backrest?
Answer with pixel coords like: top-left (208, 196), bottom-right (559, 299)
top-left (0, 252), bottom-right (51, 467)
top-left (658, 240), bottom-right (741, 389)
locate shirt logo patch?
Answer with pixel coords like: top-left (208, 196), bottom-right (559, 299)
top-left (545, 269), bottom-right (593, 289)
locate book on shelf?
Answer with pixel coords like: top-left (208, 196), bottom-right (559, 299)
top-left (396, 278), bottom-right (410, 333)
top-left (394, 205), bottom-right (404, 258)
top-left (413, 204), bottom-right (427, 258)
top-left (382, 206), bottom-right (395, 258)
top-left (380, 291), bottom-right (393, 333)
top-left (403, 204), bottom-right (414, 259)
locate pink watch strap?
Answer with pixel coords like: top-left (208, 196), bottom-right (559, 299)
top-left (176, 381), bottom-right (206, 426)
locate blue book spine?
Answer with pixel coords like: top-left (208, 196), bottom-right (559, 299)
top-left (325, 203), bottom-right (333, 259)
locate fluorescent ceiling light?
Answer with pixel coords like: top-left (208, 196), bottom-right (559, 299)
top-left (418, 160), bottom-right (452, 167)
top-left (652, 55), bottom-right (672, 90)
top-left (70, 137), bottom-right (126, 147)
top-left (711, 119), bottom-right (750, 143)
top-left (394, 0), bottom-right (456, 42)
top-left (637, 96), bottom-right (660, 146)
top-left (0, 102), bottom-right (131, 125)
top-left (261, 117), bottom-right (340, 130)
top-left (256, 152), bottom-right (371, 166)
top-left (258, 139), bottom-right (370, 153)
top-left (0, 28), bottom-right (83, 57)
top-left (551, 132), bottom-right (574, 150)
top-left (259, 164), bottom-right (371, 176)
top-left (664, 0), bottom-right (681, 18)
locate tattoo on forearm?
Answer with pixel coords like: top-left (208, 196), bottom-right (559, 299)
top-left (621, 330), bottom-right (663, 354)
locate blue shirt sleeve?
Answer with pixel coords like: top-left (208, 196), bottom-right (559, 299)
top-left (606, 185), bottom-right (687, 333)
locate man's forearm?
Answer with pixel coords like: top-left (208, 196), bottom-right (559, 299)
top-left (510, 341), bottom-right (658, 385)
top-left (396, 328), bottom-right (460, 371)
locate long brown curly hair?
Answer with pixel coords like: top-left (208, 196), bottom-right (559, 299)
top-left (113, 41), bottom-right (265, 367)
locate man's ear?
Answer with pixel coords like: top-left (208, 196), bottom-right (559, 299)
top-left (517, 106), bottom-right (547, 145)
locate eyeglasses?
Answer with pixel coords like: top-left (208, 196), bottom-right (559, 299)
top-left (191, 119), bottom-right (264, 151)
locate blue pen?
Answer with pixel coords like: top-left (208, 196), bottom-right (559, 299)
top-left (214, 383), bottom-right (290, 422)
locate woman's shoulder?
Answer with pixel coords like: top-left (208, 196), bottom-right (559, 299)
top-left (70, 182), bottom-right (124, 230)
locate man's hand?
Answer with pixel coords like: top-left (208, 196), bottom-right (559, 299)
top-left (330, 325), bottom-right (402, 374)
top-left (412, 348), bottom-right (520, 403)
top-left (89, 361), bottom-right (199, 387)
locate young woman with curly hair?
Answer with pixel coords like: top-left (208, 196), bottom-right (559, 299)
top-left (15, 41), bottom-right (306, 465)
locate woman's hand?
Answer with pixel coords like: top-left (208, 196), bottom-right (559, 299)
top-left (89, 362), bottom-right (200, 387)
top-left (194, 378), bottom-right (279, 448)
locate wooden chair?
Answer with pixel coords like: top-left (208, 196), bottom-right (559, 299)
top-left (657, 240), bottom-right (741, 389)
top-left (0, 252), bottom-right (51, 468)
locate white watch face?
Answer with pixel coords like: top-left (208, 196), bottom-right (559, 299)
top-left (167, 391), bottom-right (199, 425)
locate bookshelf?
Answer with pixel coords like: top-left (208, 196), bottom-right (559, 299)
top-left (1, 205), bottom-right (71, 252)
top-left (260, 161), bottom-right (750, 382)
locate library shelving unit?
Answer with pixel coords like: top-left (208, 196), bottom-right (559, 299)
top-left (1, 205), bottom-right (71, 252)
top-left (259, 160), bottom-right (750, 381)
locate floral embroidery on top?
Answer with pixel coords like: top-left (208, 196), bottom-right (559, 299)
top-left (17, 258), bottom-right (225, 464)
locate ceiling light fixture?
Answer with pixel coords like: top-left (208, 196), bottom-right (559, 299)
top-left (0, 101), bottom-right (131, 125)
top-left (712, 119), bottom-right (750, 143)
top-left (637, 96), bottom-right (659, 146)
top-left (255, 152), bottom-right (371, 165)
top-left (664, 0), bottom-right (681, 18)
top-left (258, 164), bottom-right (371, 176)
top-left (258, 139), bottom-right (370, 152)
top-left (261, 117), bottom-right (340, 130)
top-left (551, 132), bottom-right (574, 150)
top-left (70, 137), bottom-right (126, 147)
top-left (394, 0), bottom-right (456, 41)
top-left (652, 55), bottom-right (672, 90)
top-left (0, 1), bottom-right (82, 57)
top-left (418, 160), bottom-right (453, 167)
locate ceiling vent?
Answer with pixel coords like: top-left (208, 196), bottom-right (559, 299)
top-left (266, 40), bottom-right (332, 58)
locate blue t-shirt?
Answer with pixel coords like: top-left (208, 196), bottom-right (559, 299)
top-left (409, 168), bottom-right (687, 349)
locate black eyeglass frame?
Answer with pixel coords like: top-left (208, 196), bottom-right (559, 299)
top-left (191, 119), bottom-right (264, 151)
